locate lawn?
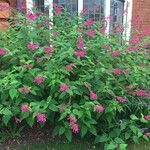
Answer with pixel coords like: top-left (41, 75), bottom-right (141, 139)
top-left (18, 140), bottom-right (150, 150)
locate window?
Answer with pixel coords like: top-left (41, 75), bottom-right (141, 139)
top-left (83, 0), bottom-right (105, 21)
top-left (109, 0), bottom-right (124, 31)
top-left (26, 0), bottom-right (133, 36)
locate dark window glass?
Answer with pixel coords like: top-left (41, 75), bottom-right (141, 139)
top-left (83, 0), bottom-right (105, 21)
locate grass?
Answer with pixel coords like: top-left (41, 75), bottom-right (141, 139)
top-left (17, 140), bottom-right (150, 150)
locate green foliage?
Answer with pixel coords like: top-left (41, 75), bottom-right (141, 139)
top-left (0, 7), bottom-right (150, 150)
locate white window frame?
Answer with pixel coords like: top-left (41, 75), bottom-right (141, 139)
top-left (26, 0), bottom-right (133, 38)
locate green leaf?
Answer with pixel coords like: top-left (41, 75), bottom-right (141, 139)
top-left (81, 126), bottom-right (88, 137)
top-left (104, 142), bottom-right (117, 150)
top-left (114, 137), bottom-right (124, 144)
top-left (65, 130), bottom-right (72, 142)
top-left (2, 115), bottom-right (11, 125)
top-left (2, 108), bottom-right (13, 116)
top-left (130, 114), bottom-right (138, 120)
top-left (9, 89), bottom-right (18, 99)
top-left (95, 134), bottom-right (109, 143)
top-left (119, 144), bottom-right (127, 150)
top-left (59, 126), bottom-right (65, 135)
top-left (49, 104), bottom-right (58, 111)
top-left (89, 127), bottom-right (97, 136)
top-left (59, 112), bottom-right (68, 121)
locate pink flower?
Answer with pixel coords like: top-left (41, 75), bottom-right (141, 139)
top-left (15, 117), bottom-right (22, 124)
top-left (109, 50), bottom-right (120, 56)
top-left (125, 46), bottom-right (138, 53)
top-left (83, 7), bottom-right (89, 14)
top-left (5, 49), bottom-right (10, 54)
top-left (54, 7), bottom-right (62, 15)
top-left (21, 105), bottom-right (30, 112)
top-left (23, 64), bottom-right (33, 69)
top-left (145, 132), bottom-right (150, 138)
top-left (102, 45), bottom-right (110, 50)
top-left (26, 13), bottom-right (36, 20)
top-left (90, 91), bottom-right (98, 100)
top-left (144, 115), bottom-right (150, 120)
top-left (84, 19), bottom-right (94, 26)
top-left (66, 65), bottom-right (73, 71)
top-left (136, 90), bottom-right (147, 96)
top-left (33, 77), bottom-right (46, 84)
top-left (52, 2), bottom-right (58, 7)
top-left (37, 114), bottom-right (46, 122)
top-left (96, 105), bottom-right (104, 113)
top-left (86, 30), bottom-right (95, 37)
top-left (0, 48), bottom-right (5, 55)
top-left (19, 87), bottom-right (31, 93)
top-left (122, 69), bottom-right (129, 74)
top-left (116, 96), bottom-right (126, 103)
top-left (74, 50), bottom-right (86, 58)
top-left (53, 32), bottom-right (59, 37)
top-left (59, 85), bottom-right (69, 92)
top-left (129, 37), bottom-right (141, 44)
top-left (113, 69), bottom-right (122, 74)
top-left (28, 42), bottom-right (39, 50)
top-left (36, 24), bottom-right (42, 28)
top-left (59, 107), bottom-right (65, 113)
top-left (45, 21), bottom-right (52, 26)
top-left (44, 47), bottom-right (53, 54)
top-left (99, 27), bottom-right (106, 33)
top-left (77, 43), bottom-right (84, 49)
top-left (71, 124), bottom-right (79, 134)
top-left (77, 38), bottom-right (84, 43)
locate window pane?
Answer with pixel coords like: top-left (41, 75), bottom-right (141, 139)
top-left (109, 0), bottom-right (124, 31)
top-left (55, 0), bottom-right (78, 13)
top-left (83, 0), bottom-right (105, 21)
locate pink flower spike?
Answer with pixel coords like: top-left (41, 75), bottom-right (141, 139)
top-left (26, 13), bottom-right (36, 20)
top-left (86, 30), bottom-right (95, 37)
top-left (99, 27), bottom-right (106, 33)
top-left (122, 69), bottom-right (129, 74)
top-left (74, 50), bottom-right (86, 58)
top-left (59, 85), bottom-right (69, 92)
top-left (144, 115), bottom-right (150, 121)
top-left (37, 114), bottom-right (46, 122)
top-left (59, 107), bottom-right (65, 113)
top-left (66, 65), bottom-right (73, 71)
top-left (78, 38), bottom-right (84, 43)
top-left (96, 105), bottom-right (104, 113)
top-left (109, 50), bottom-right (120, 56)
top-left (129, 37), bottom-right (141, 44)
top-left (33, 77), bottom-right (46, 84)
top-left (0, 48), bottom-right (5, 55)
top-left (54, 7), bottom-right (62, 15)
top-left (21, 105), bottom-right (30, 112)
top-left (136, 90), bottom-right (147, 96)
top-left (83, 7), bottom-right (89, 14)
top-left (53, 32), bottom-right (59, 37)
top-left (102, 45), bottom-right (110, 50)
top-left (84, 19), bottom-right (94, 26)
top-left (52, 2), bottom-right (58, 7)
top-left (28, 42), bottom-right (39, 51)
top-left (145, 132), bottom-right (150, 138)
top-left (44, 47), bottom-right (53, 55)
top-left (15, 117), bottom-right (22, 124)
top-left (116, 96), bottom-right (126, 103)
top-left (19, 87), bottom-right (31, 93)
top-left (5, 49), bottom-right (10, 54)
top-left (90, 91), bottom-right (98, 100)
top-left (77, 43), bottom-right (84, 49)
top-left (113, 69), bottom-right (122, 75)
top-left (71, 124), bottom-right (79, 134)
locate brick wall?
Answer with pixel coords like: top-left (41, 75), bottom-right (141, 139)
top-left (132, 0), bottom-right (150, 36)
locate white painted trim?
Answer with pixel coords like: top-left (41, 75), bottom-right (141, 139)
top-left (78, 0), bottom-right (83, 15)
top-left (48, 0), bottom-right (53, 18)
top-left (105, 0), bottom-right (111, 33)
top-left (123, 0), bottom-right (133, 40)
top-left (26, 0), bottom-right (34, 12)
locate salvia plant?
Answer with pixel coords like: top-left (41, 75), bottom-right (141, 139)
top-left (0, 2), bottom-right (150, 150)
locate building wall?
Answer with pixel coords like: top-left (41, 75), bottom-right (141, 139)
top-left (132, 0), bottom-right (150, 36)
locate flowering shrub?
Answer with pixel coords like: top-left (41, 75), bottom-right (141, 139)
top-left (0, 5), bottom-right (150, 150)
